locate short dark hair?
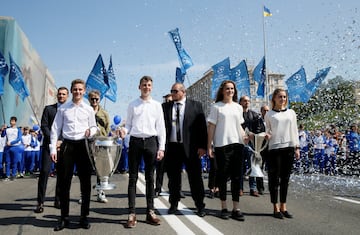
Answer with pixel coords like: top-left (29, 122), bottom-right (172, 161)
top-left (139, 75), bottom-right (153, 85)
top-left (10, 116), bottom-right (17, 122)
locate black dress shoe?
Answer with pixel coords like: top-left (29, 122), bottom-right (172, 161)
top-left (54, 218), bottom-right (69, 231)
top-left (273, 211), bottom-right (284, 219)
top-left (197, 207), bottom-right (206, 217)
top-left (34, 204), bottom-right (44, 213)
top-left (168, 203), bottom-right (178, 214)
top-left (79, 217), bottom-right (91, 229)
top-left (281, 210), bottom-right (293, 218)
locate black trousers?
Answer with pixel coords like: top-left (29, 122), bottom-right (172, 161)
top-left (267, 147), bottom-right (294, 204)
top-left (166, 142), bottom-right (205, 209)
top-left (128, 136), bottom-right (158, 214)
top-left (214, 143), bottom-right (244, 202)
top-left (36, 145), bottom-right (60, 205)
top-left (57, 139), bottom-right (92, 218)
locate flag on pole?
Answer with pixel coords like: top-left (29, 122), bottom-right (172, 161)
top-left (286, 67), bottom-right (307, 102)
top-left (175, 67), bottom-right (185, 83)
top-left (211, 57), bottom-right (230, 99)
top-left (230, 60), bottom-right (250, 99)
top-left (302, 67), bottom-right (331, 102)
top-left (253, 56), bottom-right (266, 98)
top-left (8, 53), bottom-right (30, 101)
top-left (263, 6), bottom-right (272, 17)
top-left (104, 55), bottom-right (117, 102)
top-left (85, 54), bottom-right (109, 100)
top-left (168, 28), bottom-right (194, 73)
top-left (0, 51), bottom-right (9, 96)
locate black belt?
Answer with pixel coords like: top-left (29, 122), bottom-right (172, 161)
top-left (130, 136), bottom-right (156, 141)
top-left (63, 138), bottom-right (85, 144)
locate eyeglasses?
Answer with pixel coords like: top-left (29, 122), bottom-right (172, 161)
top-left (170, 89), bottom-right (181, 94)
top-left (91, 98), bottom-right (99, 102)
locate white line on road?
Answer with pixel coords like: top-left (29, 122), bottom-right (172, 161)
top-left (137, 173), bottom-right (224, 235)
top-left (334, 196), bottom-right (360, 205)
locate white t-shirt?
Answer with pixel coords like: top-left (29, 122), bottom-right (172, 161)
top-left (265, 109), bottom-right (299, 150)
top-left (207, 101), bottom-right (245, 147)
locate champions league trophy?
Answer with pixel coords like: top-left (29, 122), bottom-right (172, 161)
top-left (245, 128), bottom-right (268, 177)
top-left (85, 135), bottom-right (122, 190)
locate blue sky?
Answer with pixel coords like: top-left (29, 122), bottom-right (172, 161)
top-left (2, 0), bottom-right (359, 119)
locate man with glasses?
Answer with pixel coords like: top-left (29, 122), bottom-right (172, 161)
top-left (88, 90), bottom-right (110, 203)
top-left (162, 82), bottom-right (207, 217)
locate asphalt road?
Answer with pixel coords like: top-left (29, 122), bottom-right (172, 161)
top-left (0, 172), bottom-right (359, 235)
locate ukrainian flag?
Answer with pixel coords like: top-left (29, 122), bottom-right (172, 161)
top-left (263, 6), bottom-right (272, 17)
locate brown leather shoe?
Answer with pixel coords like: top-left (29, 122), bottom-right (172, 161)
top-left (146, 210), bottom-right (161, 226)
top-left (250, 190), bottom-right (259, 197)
top-left (126, 213), bottom-right (137, 228)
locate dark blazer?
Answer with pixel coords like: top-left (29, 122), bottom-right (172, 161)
top-left (162, 99), bottom-right (207, 158)
top-left (40, 103), bottom-right (58, 147)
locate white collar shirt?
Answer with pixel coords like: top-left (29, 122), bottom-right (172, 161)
top-left (50, 100), bottom-right (97, 154)
top-left (170, 98), bottom-right (186, 143)
top-left (124, 97), bottom-right (166, 151)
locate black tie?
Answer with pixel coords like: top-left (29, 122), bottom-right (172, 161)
top-left (176, 103), bottom-right (181, 142)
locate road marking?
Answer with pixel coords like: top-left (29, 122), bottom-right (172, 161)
top-left (137, 173), bottom-right (223, 235)
top-left (334, 196), bottom-right (360, 205)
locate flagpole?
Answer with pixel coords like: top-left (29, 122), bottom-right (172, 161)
top-left (262, 5), bottom-right (269, 105)
top-left (26, 96), bottom-right (40, 124)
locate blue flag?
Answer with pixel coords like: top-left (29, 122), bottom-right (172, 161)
top-left (85, 54), bottom-right (109, 100)
top-left (230, 60), bottom-right (250, 99)
top-left (0, 51), bottom-right (9, 96)
top-left (104, 55), bottom-right (117, 102)
top-left (286, 67), bottom-right (307, 102)
top-left (211, 57), bottom-right (230, 99)
top-left (302, 67), bottom-right (331, 102)
top-left (253, 56), bottom-right (266, 98)
top-left (168, 28), bottom-right (194, 73)
top-left (8, 53), bottom-right (30, 101)
top-left (175, 67), bottom-right (185, 83)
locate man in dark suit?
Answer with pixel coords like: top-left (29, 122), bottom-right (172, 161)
top-left (162, 82), bottom-right (207, 217)
top-left (34, 87), bottom-right (69, 213)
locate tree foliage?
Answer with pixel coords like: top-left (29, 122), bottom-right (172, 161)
top-left (291, 76), bottom-right (360, 131)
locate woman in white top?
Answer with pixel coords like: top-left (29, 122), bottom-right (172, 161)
top-left (264, 88), bottom-right (300, 219)
top-left (207, 80), bottom-right (248, 221)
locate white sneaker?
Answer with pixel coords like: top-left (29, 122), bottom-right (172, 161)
top-left (97, 190), bottom-right (108, 203)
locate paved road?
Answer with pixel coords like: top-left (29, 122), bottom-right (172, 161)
top-left (0, 172), bottom-right (359, 235)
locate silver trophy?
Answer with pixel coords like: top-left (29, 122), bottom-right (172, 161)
top-left (245, 129), bottom-right (268, 177)
top-left (85, 136), bottom-right (122, 190)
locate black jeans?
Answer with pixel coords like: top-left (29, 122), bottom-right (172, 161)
top-left (128, 136), bottom-right (158, 214)
top-left (214, 143), bottom-right (244, 202)
top-left (267, 147), bottom-right (294, 204)
top-left (57, 139), bottom-right (92, 218)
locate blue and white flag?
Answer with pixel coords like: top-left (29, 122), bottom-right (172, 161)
top-left (253, 56), bottom-right (266, 98)
top-left (230, 60), bottom-right (250, 99)
top-left (286, 67), bottom-right (307, 102)
top-left (0, 51), bottom-right (9, 96)
top-left (211, 57), bottom-right (230, 99)
top-left (302, 67), bottom-right (331, 102)
top-left (104, 55), bottom-right (117, 102)
top-left (175, 67), bottom-right (185, 83)
top-left (168, 28), bottom-right (194, 73)
top-left (8, 53), bottom-right (30, 101)
top-left (85, 54), bottom-right (109, 100)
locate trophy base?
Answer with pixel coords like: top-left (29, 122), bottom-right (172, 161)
top-left (95, 183), bottom-right (116, 190)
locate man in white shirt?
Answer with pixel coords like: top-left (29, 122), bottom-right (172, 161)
top-left (50, 79), bottom-right (97, 231)
top-left (123, 75), bottom-right (166, 228)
